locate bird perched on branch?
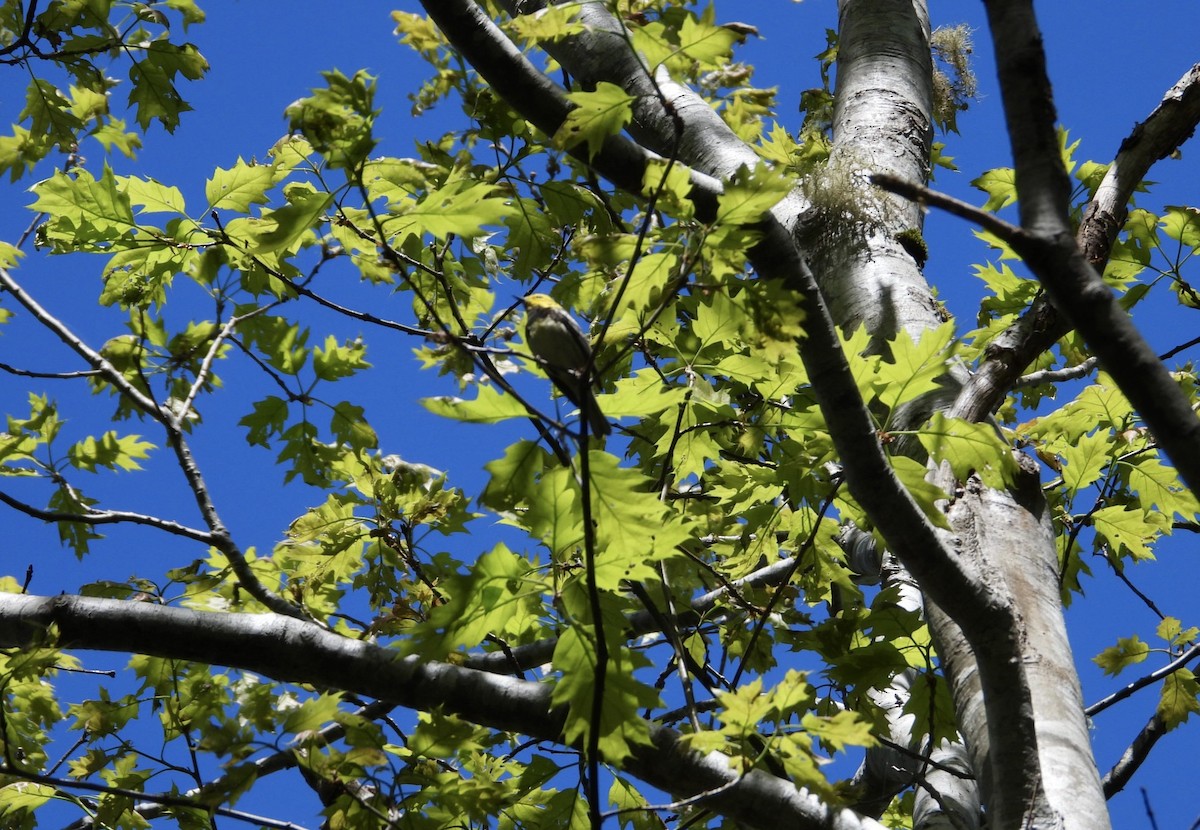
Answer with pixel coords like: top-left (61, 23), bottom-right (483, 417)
top-left (518, 293), bottom-right (610, 437)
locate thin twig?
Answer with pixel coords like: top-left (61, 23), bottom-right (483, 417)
top-left (871, 172), bottom-right (1025, 245)
top-left (1016, 357), bottom-right (1098, 387)
top-left (0, 362), bottom-right (101, 379)
top-left (0, 765), bottom-right (312, 830)
top-left (0, 489), bottom-right (213, 543)
top-left (170, 303), bottom-right (278, 430)
top-left (1086, 642), bottom-right (1200, 717)
top-left (0, 266), bottom-right (164, 420)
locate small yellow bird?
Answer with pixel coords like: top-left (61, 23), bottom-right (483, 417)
top-left (518, 294), bottom-right (610, 437)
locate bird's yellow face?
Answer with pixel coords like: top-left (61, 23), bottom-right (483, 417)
top-left (520, 293), bottom-right (560, 311)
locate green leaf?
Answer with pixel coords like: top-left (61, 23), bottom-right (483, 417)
top-left (404, 544), bottom-right (543, 657)
top-left (716, 677), bottom-right (776, 732)
top-left (918, 412), bottom-right (1019, 489)
top-left (0, 781), bottom-right (57, 817)
top-left (91, 117), bottom-right (144, 159)
top-left (877, 322), bottom-right (956, 415)
top-left (165, 0), bottom-right (206, 27)
top-left (29, 166), bottom-right (136, 248)
top-left (715, 163), bottom-right (794, 226)
top-left (245, 184), bottom-right (332, 253)
top-left (480, 440), bottom-right (554, 511)
top-left (551, 629), bottom-right (657, 764)
top-left (676, 10), bottom-right (740, 67)
top-left (286, 70), bottom-right (378, 169)
top-left (48, 485), bottom-right (102, 558)
top-left (509, 4), bottom-right (584, 43)
top-left (206, 159), bottom-right (277, 212)
top-left (1125, 454), bottom-right (1200, 522)
top-left (503, 196), bottom-right (558, 279)
top-left (1059, 430), bottom-right (1110, 492)
top-left (1092, 505), bottom-right (1167, 561)
top-left (127, 40), bottom-right (209, 132)
top-left (0, 124), bottom-right (48, 181)
top-left (328, 401), bottom-right (377, 451)
top-left (239, 396), bottom-right (289, 447)
top-left (119, 175), bottom-right (186, 215)
top-left (386, 176), bottom-right (515, 242)
top-left (420, 385), bottom-right (531, 424)
top-left (313, 335), bottom-right (370, 381)
top-left (281, 692), bottom-right (342, 734)
top-left (1072, 377), bottom-right (1134, 428)
top-left (1093, 634), bottom-right (1150, 676)
top-left (1156, 617), bottom-right (1199, 647)
top-left (586, 451), bottom-right (693, 588)
top-left (972, 167), bottom-right (1016, 211)
top-left (554, 82), bottom-right (635, 159)
top-left (1162, 205), bottom-right (1200, 250)
top-left (890, 455), bottom-right (951, 530)
top-left (21, 78), bottom-right (84, 150)
top-left (68, 432), bottom-right (155, 472)
top-left (801, 709), bottom-right (875, 753)
top-left (1158, 669), bottom-right (1200, 729)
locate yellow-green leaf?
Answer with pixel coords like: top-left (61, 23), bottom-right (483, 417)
top-left (1059, 430), bottom-right (1111, 492)
top-left (554, 82), bottom-right (635, 159)
top-left (918, 412), bottom-right (1019, 489)
top-left (1092, 505), bottom-right (1167, 561)
top-left (1158, 669), bottom-right (1200, 729)
top-left (1094, 633), bottom-right (1147, 676)
top-left (420, 385), bottom-right (531, 424)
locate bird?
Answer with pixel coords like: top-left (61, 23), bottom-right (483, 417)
top-left (518, 293), bottom-right (610, 437)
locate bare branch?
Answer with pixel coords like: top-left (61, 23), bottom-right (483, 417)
top-left (1101, 713), bottom-right (1168, 799)
top-left (1016, 357), bottom-right (1099, 387)
top-left (871, 172), bottom-right (1023, 243)
top-left (170, 303), bottom-right (281, 431)
top-left (497, 0), bottom-right (764, 180)
top-left (1080, 63), bottom-right (1200, 267)
top-left (0, 766), bottom-right (311, 830)
top-left (0, 489), bottom-right (214, 543)
top-left (61, 700), bottom-right (399, 830)
top-left (0, 362), bottom-right (100, 379)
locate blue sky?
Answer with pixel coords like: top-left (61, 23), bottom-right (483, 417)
top-left (3, 2), bottom-right (1199, 827)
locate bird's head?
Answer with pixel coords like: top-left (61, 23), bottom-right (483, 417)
top-left (518, 293), bottom-right (560, 312)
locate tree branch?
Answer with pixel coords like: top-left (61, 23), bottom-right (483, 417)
top-left (1085, 642), bottom-right (1200, 718)
top-left (61, 700), bottom-right (399, 830)
top-left (0, 266), bottom-right (163, 419)
top-left (497, 0), bottom-right (764, 180)
top-left (0, 489), bottom-right (214, 543)
top-left (950, 61), bottom-right (1200, 422)
top-left (1100, 713), bottom-right (1168, 799)
top-left (983, 0), bottom-right (1200, 503)
top-left (0, 592), bottom-right (887, 830)
top-left (1, 766), bottom-right (313, 830)
top-left (871, 172), bottom-right (1023, 242)
top-left (1079, 63), bottom-right (1200, 267)
top-left (0, 266), bottom-right (302, 619)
